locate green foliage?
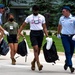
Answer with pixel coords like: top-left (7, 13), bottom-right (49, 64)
top-left (1, 0), bottom-right (75, 28)
top-left (32, 0), bottom-right (63, 27)
top-left (61, 0), bottom-right (75, 15)
top-left (33, 0), bottom-right (53, 13)
top-left (32, 0), bottom-right (75, 27)
top-left (50, 27), bottom-right (57, 30)
top-left (24, 10), bottom-right (32, 16)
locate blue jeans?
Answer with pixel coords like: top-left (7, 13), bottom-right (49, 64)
top-left (61, 34), bottom-right (74, 66)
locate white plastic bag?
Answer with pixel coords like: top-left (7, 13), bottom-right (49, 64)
top-left (72, 35), bottom-right (75, 41)
top-left (46, 37), bottom-right (53, 50)
top-left (4, 30), bottom-right (9, 35)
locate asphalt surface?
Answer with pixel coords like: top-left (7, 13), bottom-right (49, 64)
top-left (0, 51), bottom-right (75, 75)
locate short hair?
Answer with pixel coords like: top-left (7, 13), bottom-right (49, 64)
top-left (32, 5), bottom-right (39, 11)
top-left (62, 6), bottom-right (71, 12)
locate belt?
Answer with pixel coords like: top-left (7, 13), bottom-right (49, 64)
top-left (31, 30), bottom-right (43, 32)
top-left (61, 34), bottom-right (74, 37)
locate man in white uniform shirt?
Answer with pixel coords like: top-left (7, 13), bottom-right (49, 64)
top-left (18, 5), bottom-right (48, 71)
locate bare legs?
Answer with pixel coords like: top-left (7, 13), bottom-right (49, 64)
top-left (31, 45), bottom-right (43, 71)
top-left (9, 43), bottom-right (18, 65)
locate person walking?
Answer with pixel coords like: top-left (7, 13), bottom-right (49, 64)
top-left (18, 5), bottom-right (48, 71)
top-left (0, 4), bottom-right (9, 35)
top-left (57, 6), bottom-right (75, 73)
top-left (3, 13), bottom-right (19, 65)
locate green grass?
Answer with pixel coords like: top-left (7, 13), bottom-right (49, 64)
top-left (4, 35), bottom-right (64, 52)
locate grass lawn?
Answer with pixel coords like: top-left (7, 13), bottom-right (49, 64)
top-left (4, 35), bottom-right (64, 52)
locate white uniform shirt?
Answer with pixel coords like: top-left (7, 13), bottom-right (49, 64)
top-left (0, 13), bottom-right (2, 25)
top-left (25, 14), bottom-right (46, 30)
top-left (59, 14), bottom-right (75, 34)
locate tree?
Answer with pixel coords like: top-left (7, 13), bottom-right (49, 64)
top-left (3, 0), bottom-right (6, 6)
top-left (32, 0), bottom-right (63, 29)
top-left (62, 0), bottom-right (75, 15)
top-left (0, 0), bottom-right (11, 6)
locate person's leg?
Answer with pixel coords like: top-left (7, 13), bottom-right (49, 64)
top-left (9, 43), bottom-right (16, 65)
top-left (11, 34), bottom-right (18, 64)
top-left (33, 45), bottom-right (39, 62)
top-left (61, 35), bottom-right (72, 65)
top-left (31, 57), bottom-right (36, 70)
top-left (7, 35), bottom-right (16, 65)
top-left (12, 43), bottom-right (18, 64)
top-left (0, 29), bottom-right (4, 40)
top-left (0, 30), bottom-right (4, 54)
top-left (61, 35), bottom-right (74, 73)
top-left (33, 45), bottom-right (43, 71)
top-left (13, 43), bottom-right (18, 56)
top-left (69, 37), bottom-right (75, 73)
top-left (69, 37), bottom-right (74, 57)
top-left (35, 31), bottom-right (44, 71)
top-left (31, 45), bottom-right (39, 70)
top-left (38, 47), bottom-right (41, 55)
top-left (30, 30), bottom-right (43, 71)
top-left (31, 46), bottom-right (41, 70)
top-left (9, 43), bottom-right (14, 59)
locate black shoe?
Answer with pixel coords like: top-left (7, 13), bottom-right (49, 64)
top-left (64, 60), bottom-right (68, 70)
top-left (64, 64), bottom-right (68, 70)
top-left (69, 67), bottom-right (74, 73)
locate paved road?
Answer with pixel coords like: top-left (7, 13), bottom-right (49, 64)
top-left (0, 51), bottom-right (75, 75)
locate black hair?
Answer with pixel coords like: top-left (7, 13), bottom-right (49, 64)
top-left (32, 5), bottom-right (39, 11)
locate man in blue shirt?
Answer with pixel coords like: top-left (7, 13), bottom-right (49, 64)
top-left (0, 4), bottom-right (9, 35)
top-left (57, 6), bottom-right (75, 73)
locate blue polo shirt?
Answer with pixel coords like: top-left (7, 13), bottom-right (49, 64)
top-left (0, 13), bottom-right (2, 25)
top-left (59, 14), bottom-right (75, 34)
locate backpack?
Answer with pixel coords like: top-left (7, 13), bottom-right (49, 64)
top-left (0, 39), bottom-right (9, 56)
top-left (17, 39), bottom-right (27, 57)
top-left (43, 41), bottom-right (59, 63)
